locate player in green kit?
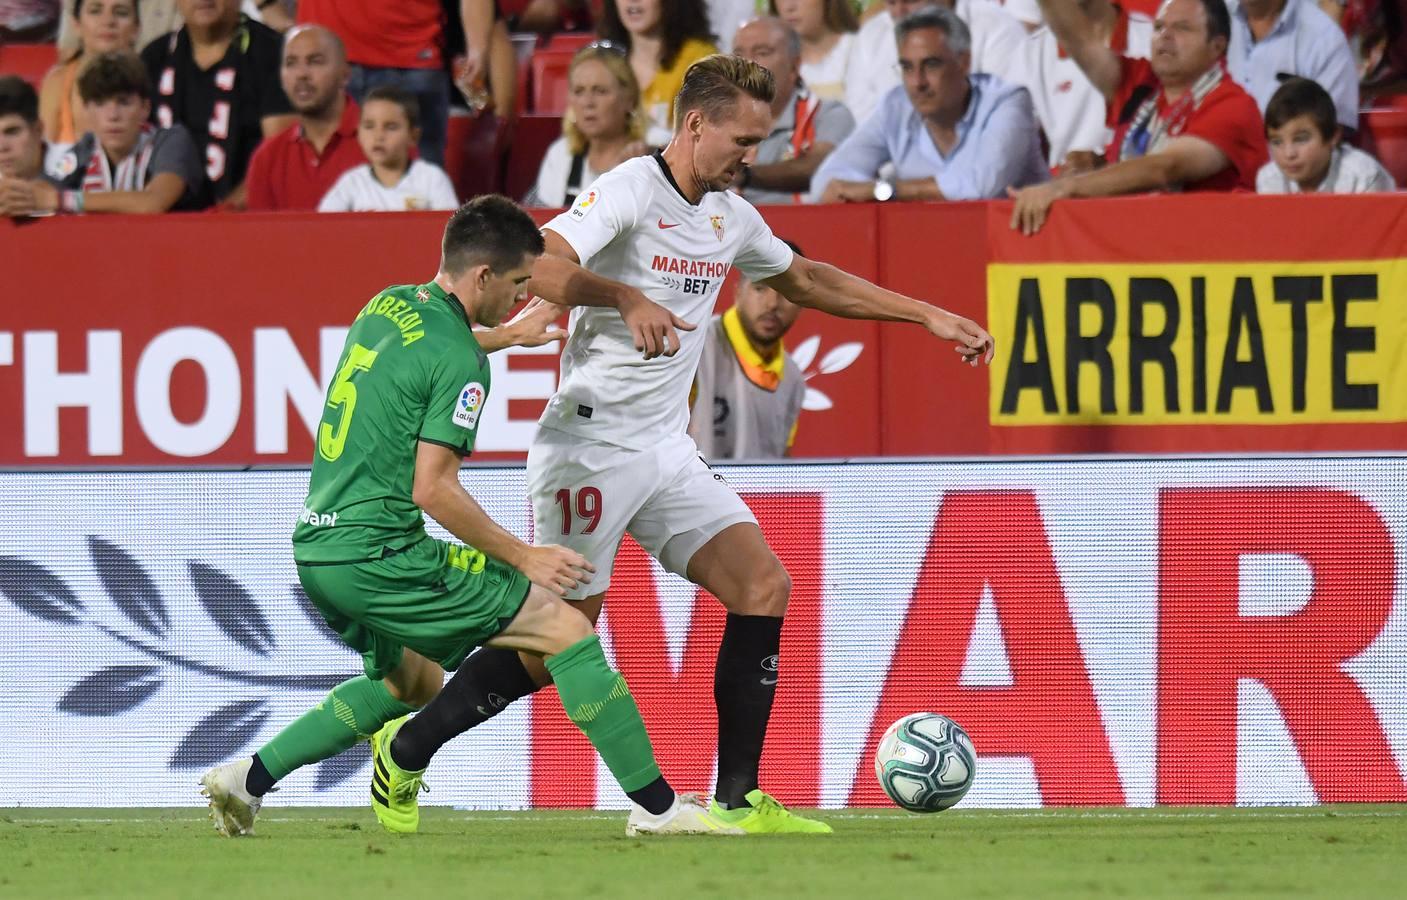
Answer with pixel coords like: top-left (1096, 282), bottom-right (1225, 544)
top-left (199, 196), bottom-right (739, 838)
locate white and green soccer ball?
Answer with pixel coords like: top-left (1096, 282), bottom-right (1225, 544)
top-left (874, 713), bottom-right (976, 813)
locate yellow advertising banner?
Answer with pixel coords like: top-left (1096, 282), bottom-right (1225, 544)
top-left (988, 260), bottom-right (1407, 425)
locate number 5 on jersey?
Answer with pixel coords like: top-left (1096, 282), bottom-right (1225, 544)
top-left (555, 487), bottom-right (602, 535)
top-left (319, 343), bottom-right (379, 462)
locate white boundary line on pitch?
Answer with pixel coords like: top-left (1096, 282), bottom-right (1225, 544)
top-left (7, 810), bottom-right (1407, 825)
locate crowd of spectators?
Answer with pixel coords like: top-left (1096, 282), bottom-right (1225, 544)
top-left (1, 0), bottom-right (1403, 222)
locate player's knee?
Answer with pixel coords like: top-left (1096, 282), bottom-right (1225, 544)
top-left (735, 562), bottom-right (791, 617)
top-left (545, 602), bottom-right (594, 655)
top-left (386, 659), bottom-right (444, 708)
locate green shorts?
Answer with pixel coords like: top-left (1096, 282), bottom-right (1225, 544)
top-left (296, 537), bottom-right (531, 680)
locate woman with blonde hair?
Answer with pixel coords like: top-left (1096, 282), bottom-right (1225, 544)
top-left (770, 0), bottom-right (860, 104)
top-left (40, 0), bottom-right (141, 145)
top-left (596, 0), bottom-right (717, 133)
top-left (526, 43), bottom-right (669, 207)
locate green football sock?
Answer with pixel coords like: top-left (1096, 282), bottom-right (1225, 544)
top-left (546, 635), bottom-right (662, 793)
top-left (256, 676), bottom-right (417, 782)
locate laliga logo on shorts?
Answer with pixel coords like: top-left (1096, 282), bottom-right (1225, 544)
top-left (789, 336), bottom-right (865, 412)
top-left (0, 537), bottom-right (370, 791)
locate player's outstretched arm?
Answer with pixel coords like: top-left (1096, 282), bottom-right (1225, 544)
top-left (763, 256), bottom-right (995, 366)
top-left (527, 229), bottom-right (696, 359)
top-left (412, 441), bottom-right (595, 596)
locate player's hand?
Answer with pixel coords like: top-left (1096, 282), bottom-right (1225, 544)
top-left (926, 309), bottom-right (995, 367)
top-left (618, 290), bottom-right (696, 359)
top-left (1007, 181), bottom-right (1068, 236)
top-left (518, 544), bottom-right (595, 596)
top-left (503, 297), bottom-right (569, 348)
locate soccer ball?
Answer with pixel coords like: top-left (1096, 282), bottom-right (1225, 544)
top-left (874, 713), bottom-right (976, 813)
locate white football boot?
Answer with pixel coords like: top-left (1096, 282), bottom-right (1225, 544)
top-left (625, 792), bottom-right (745, 836)
top-left (199, 758), bottom-right (264, 837)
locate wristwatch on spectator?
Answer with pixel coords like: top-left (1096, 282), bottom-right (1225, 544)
top-left (872, 177), bottom-right (896, 202)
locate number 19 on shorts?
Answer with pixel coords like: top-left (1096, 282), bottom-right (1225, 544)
top-left (555, 487), bottom-right (602, 535)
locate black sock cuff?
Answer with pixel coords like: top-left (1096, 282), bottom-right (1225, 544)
top-left (246, 753), bottom-right (276, 797)
top-left (721, 613), bottom-right (783, 650)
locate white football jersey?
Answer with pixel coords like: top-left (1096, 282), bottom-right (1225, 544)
top-left (540, 153), bottom-right (795, 451)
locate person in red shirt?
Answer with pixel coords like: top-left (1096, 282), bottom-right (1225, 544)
top-left (245, 24), bottom-right (366, 212)
top-left (296, 0), bottom-right (505, 167)
top-left (1009, 0), bottom-right (1268, 234)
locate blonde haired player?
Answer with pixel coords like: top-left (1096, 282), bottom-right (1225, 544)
top-left (375, 54), bottom-right (994, 833)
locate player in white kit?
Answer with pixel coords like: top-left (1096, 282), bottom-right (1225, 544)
top-left (382, 55), bottom-right (994, 833)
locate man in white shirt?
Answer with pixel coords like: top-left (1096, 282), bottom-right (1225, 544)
top-left (400, 55), bottom-right (994, 835)
top-left (1228, 0), bottom-right (1358, 130)
top-left (849, 0), bottom-right (1029, 123)
top-left (1007, 0), bottom-right (1153, 170)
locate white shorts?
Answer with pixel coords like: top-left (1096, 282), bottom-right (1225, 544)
top-left (526, 428), bottom-right (757, 600)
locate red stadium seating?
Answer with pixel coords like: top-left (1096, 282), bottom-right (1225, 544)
top-left (530, 33), bottom-right (593, 114)
top-left (530, 48), bottom-right (575, 115)
top-left (445, 110), bottom-right (510, 198)
top-left (505, 113), bottom-right (565, 201)
top-left (511, 32), bottom-right (537, 117)
top-left (1358, 108), bottom-right (1407, 188)
top-left (0, 43), bottom-right (58, 88)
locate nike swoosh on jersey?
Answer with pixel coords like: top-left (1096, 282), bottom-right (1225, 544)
top-left (657, 219), bottom-right (680, 229)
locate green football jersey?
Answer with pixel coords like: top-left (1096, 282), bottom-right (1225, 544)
top-left (292, 281), bottom-right (490, 563)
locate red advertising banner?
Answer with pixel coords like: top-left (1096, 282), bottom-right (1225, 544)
top-left (3, 195), bottom-right (1406, 466)
top-left (3, 459), bottom-right (1404, 807)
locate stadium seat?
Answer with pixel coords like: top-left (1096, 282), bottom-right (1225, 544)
top-left (505, 114), bottom-right (564, 201)
top-left (530, 47), bottom-right (576, 115)
top-left (511, 32), bottom-right (537, 117)
top-left (445, 110), bottom-right (509, 199)
top-left (0, 43), bottom-right (58, 88)
top-left (543, 33), bottom-right (594, 53)
top-left (1358, 108), bottom-right (1407, 188)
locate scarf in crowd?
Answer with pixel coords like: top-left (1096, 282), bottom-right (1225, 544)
top-left (81, 123), bottom-right (159, 192)
top-left (1118, 62), bottom-right (1225, 162)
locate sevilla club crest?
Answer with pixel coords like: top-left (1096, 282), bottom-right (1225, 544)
top-left (710, 215), bottom-right (725, 242)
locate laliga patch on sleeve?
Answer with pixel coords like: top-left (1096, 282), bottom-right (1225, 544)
top-left (569, 188), bottom-right (600, 220)
top-left (453, 381), bottom-right (486, 429)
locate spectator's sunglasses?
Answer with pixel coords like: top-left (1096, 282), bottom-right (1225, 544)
top-left (577, 39), bottom-right (628, 59)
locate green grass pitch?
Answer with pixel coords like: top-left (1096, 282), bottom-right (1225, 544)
top-left (2, 806), bottom-right (1402, 898)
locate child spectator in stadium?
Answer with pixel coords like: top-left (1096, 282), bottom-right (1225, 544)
top-left (1257, 76), bottom-right (1395, 192)
top-left (40, 0), bottom-right (141, 146)
top-left (689, 239), bottom-right (809, 460)
top-left (244, 24), bottom-right (366, 211)
top-left (597, 0), bottom-right (719, 132)
top-left (297, 0), bottom-right (514, 166)
top-left (143, 0), bottom-right (294, 209)
top-left (525, 42), bottom-right (662, 208)
top-left (1, 51), bottom-right (202, 215)
top-left (0, 76), bottom-right (69, 218)
top-left (770, 0), bottom-right (861, 104)
top-left (317, 85), bottom-right (458, 212)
